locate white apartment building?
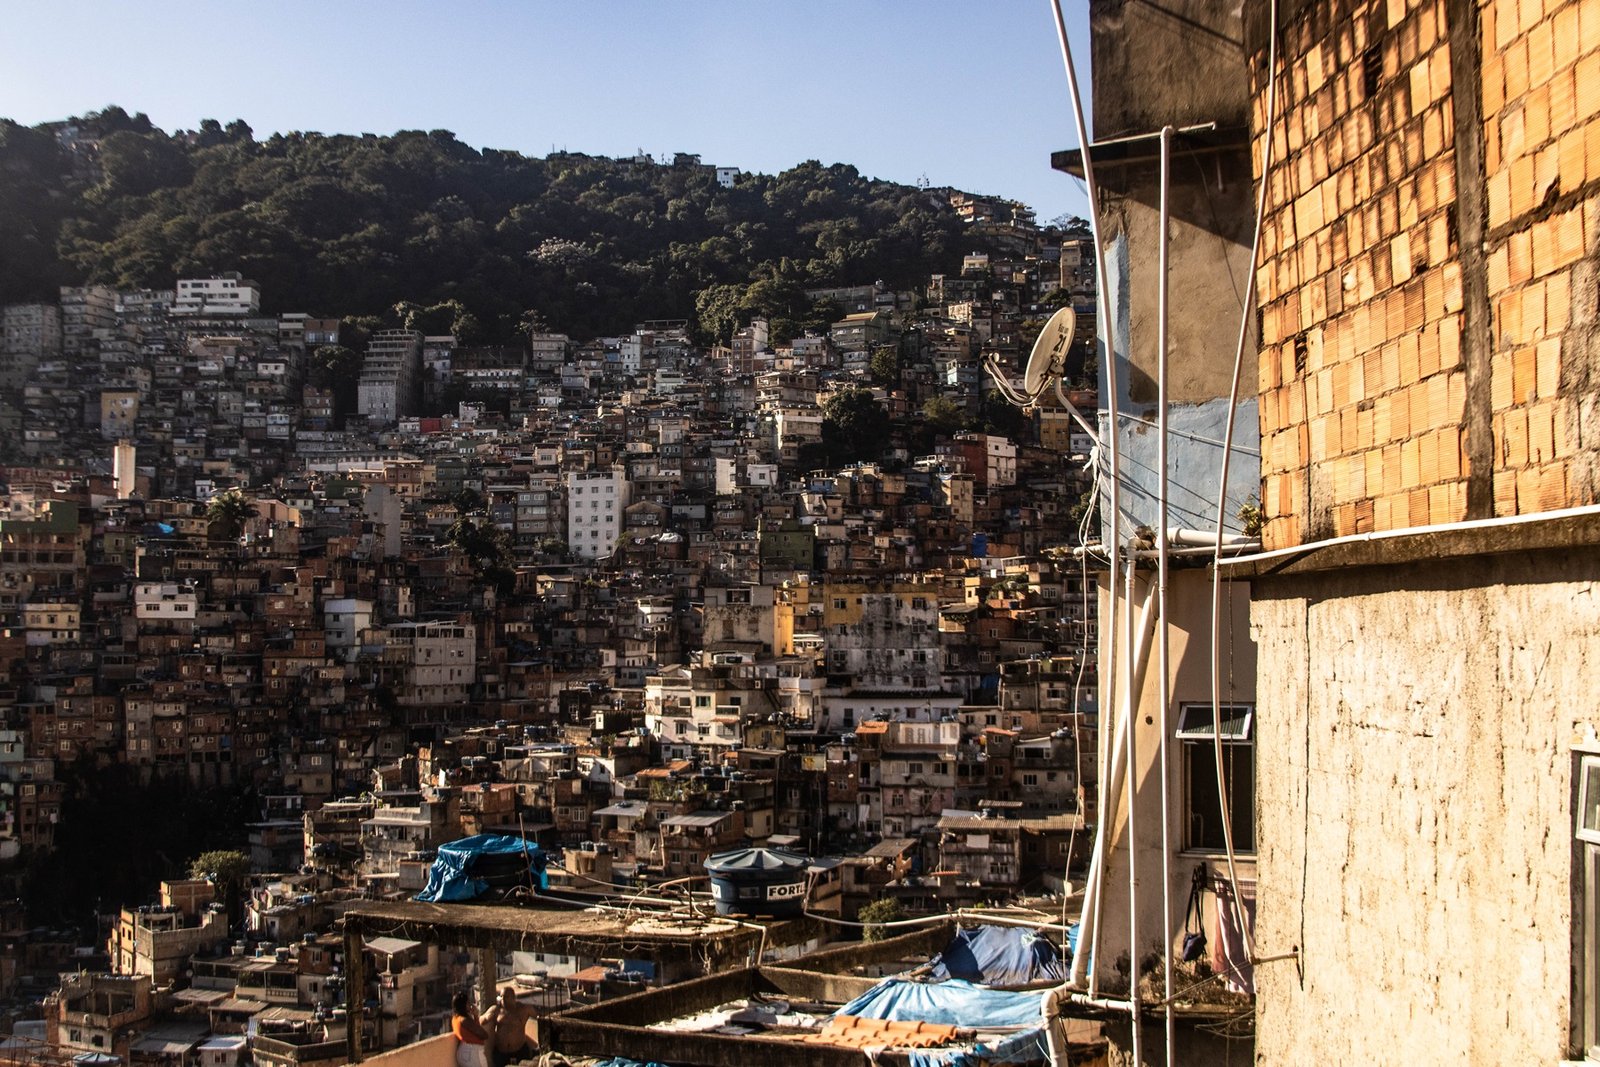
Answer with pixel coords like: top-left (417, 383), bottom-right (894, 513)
top-left (172, 273), bottom-right (261, 316)
top-left (357, 329), bottom-right (423, 426)
top-left (323, 597), bottom-right (375, 657)
top-left (371, 620), bottom-right (477, 705)
top-left (774, 407), bottom-right (823, 462)
top-left (566, 468), bottom-right (630, 559)
top-left (133, 582), bottom-right (198, 625)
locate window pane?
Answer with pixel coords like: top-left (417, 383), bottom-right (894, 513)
top-left (1185, 741), bottom-right (1255, 852)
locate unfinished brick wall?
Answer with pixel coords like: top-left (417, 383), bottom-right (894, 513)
top-left (1252, 0), bottom-right (1600, 549)
top-left (1480, 0), bottom-right (1600, 516)
top-left (1255, 0), bottom-right (1467, 548)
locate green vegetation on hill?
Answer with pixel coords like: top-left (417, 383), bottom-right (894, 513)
top-left (0, 107), bottom-right (996, 341)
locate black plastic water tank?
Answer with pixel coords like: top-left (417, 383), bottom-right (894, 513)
top-left (703, 847), bottom-right (809, 917)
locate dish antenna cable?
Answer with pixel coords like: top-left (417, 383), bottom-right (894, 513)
top-left (985, 306), bottom-right (1099, 445)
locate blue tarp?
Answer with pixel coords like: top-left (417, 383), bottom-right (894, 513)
top-left (925, 925), bottom-right (1069, 987)
top-left (906, 1026), bottom-right (1050, 1067)
top-left (414, 834), bottom-right (548, 902)
top-left (834, 979), bottom-right (1046, 1030)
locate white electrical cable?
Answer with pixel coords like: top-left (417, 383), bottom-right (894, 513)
top-left (1209, 0), bottom-right (1281, 969)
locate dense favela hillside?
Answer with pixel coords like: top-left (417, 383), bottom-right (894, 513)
top-left (0, 101), bottom-right (1111, 1066)
top-left (0, 106), bottom-right (1046, 342)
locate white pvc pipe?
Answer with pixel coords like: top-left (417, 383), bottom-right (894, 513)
top-left (1049, 0), bottom-right (1126, 995)
top-left (1169, 527), bottom-right (1256, 548)
top-left (1042, 986), bottom-right (1068, 1066)
top-left (1123, 555), bottom-right (1141, 1066)
top-left (1067, 991), bottom-right (1135, 1013)
top-left (1208, 0), bottom-right (1283, 972)
top-left (1074, 574), bottom-right (1158, 991)
top-left (1155, 123), bottom-right (1175, 1067)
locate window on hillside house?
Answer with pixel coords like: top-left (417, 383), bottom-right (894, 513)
top-left (1573, 753), bottom-right (1600, 1057)
top-left (1177, 703), bottom-right (1255, 853)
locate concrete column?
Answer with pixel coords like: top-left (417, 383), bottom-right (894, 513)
top-left (344, 922), bottom-right (366, 1063)
top-left (477, 947), bottom-right (497, 1011)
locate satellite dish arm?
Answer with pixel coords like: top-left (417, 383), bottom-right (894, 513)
top-left (1053, 376), bottom-right (1101, 446)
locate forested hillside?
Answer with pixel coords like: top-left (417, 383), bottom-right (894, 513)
top-left (0, 107), bottom-right (1004, 342)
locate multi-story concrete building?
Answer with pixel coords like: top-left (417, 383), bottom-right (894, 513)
top-left (820, 579), bottom-right (942, 689)
top-left (565, 467), bottom-right (629, 559)
top-left (47, 973), bottom-right (154, 1063)
top-left (526, 331), bottom-right (569, 373)
top-left (1230, 0), bottom-right (1600, 1062)
top-left (365, 621), bottom-right (476, 706)
top-left (172, 273), bottom-right (261, 316)
top-left (1067, 0), bottom-right (1600, 1063)
top-left (0, 303), bottom-right (62, 390)
top-left (107, 880), bottom-right (229, 984)
top-left (357, 329), bottom-right (423, 426)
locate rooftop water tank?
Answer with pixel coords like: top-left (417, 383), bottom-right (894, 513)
top-left (703, 847), bottom-right (809, 918)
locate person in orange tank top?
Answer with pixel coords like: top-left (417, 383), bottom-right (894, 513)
top-left (451, 992), bottom-right (490, 1067)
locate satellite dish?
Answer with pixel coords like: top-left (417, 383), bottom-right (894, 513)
top-left (1024, 307), bottom-right (1077, 396)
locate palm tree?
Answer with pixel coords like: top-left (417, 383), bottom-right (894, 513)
top-left (206, 489), bottom-right (258, 542)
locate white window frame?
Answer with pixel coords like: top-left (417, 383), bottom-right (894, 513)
top-left (1578, 753), bottom-right (1600, 846)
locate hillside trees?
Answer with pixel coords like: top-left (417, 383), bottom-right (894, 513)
top-left (5, 111), bottom-right (1012, 341)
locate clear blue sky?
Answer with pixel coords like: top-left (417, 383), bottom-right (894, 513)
top-left (1, 1), bottom-right (1093, 221)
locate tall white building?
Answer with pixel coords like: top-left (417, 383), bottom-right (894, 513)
top-left (565, 468), bottom-right (630, 559)
top-left (358, 330), bottom-right (423, 426)
top-left (172, 273), bottom-right (261, 316)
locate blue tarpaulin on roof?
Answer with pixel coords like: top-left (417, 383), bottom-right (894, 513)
top-left (414, 834), bottom-right (548, 902)
top-left (834, 979), bottom-right (1046, 1029)
top-left (925, 925), bottom-right (1070, 987)
top-left (906, 1026), bottom-right (1051, 1067)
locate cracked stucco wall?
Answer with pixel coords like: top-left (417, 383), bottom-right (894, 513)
top-left (1252, 549), bottom-right (1600, 1062)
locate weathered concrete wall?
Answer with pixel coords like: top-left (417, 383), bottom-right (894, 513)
top-left (1085, 0), bottom-right (1261, 550)
top-left (1093, 0), bottom-right (1254, 141)
top-left (1090, 0), bottom-right (1259, 410)
top-left (1253, 548), bottom-right (1600, 1062)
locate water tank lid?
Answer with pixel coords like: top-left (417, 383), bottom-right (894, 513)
top-left (703, 847), bottom-right (809, 874)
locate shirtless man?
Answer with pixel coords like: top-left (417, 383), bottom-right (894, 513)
top-left (483, 986), bottom-right (534, 1067)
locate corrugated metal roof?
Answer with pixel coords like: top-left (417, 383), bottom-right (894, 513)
top-left (661, 811), bottom-right (731, 828)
